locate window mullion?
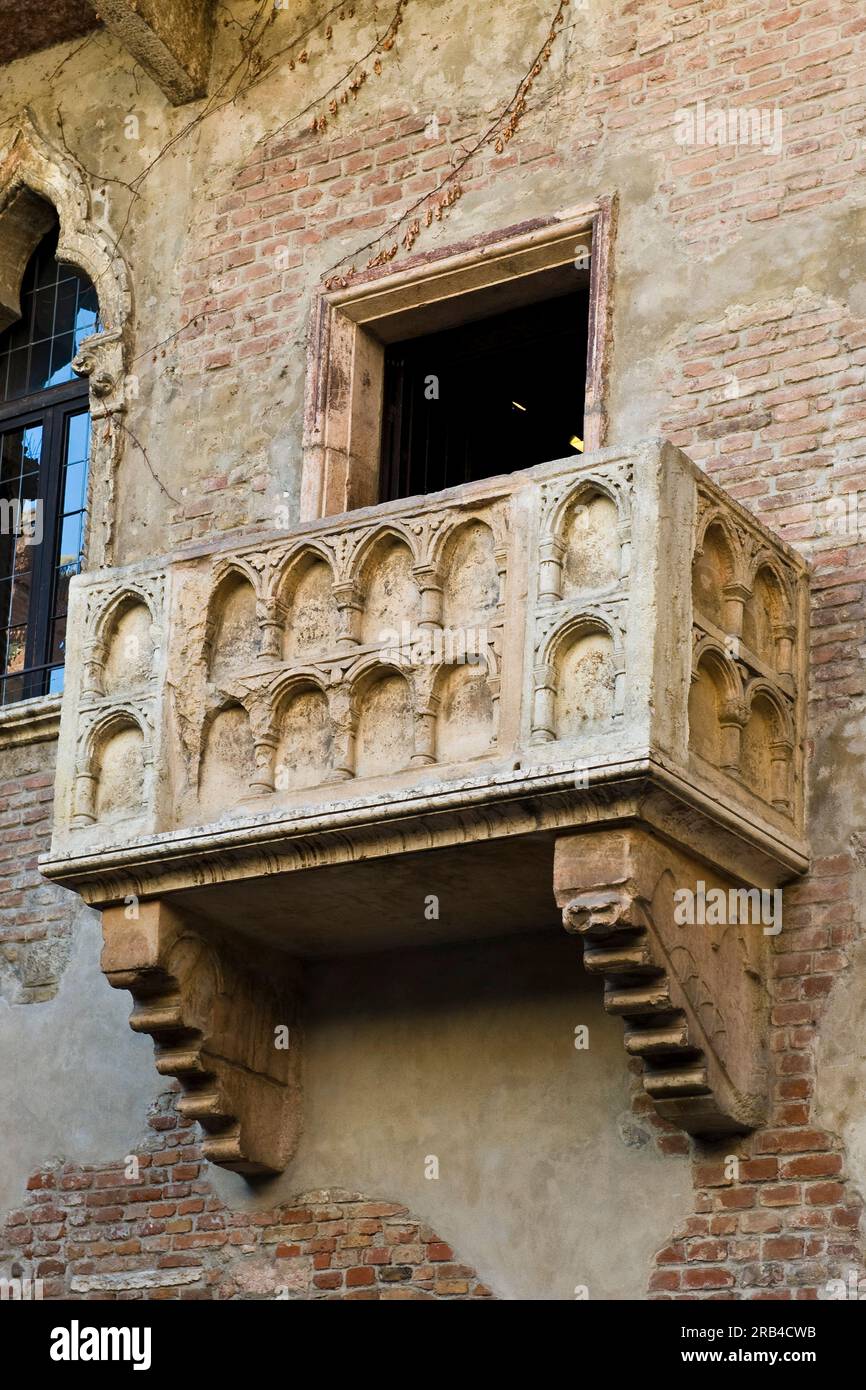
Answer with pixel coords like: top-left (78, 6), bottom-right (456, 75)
top-left (25, 404), bottom-right (61, 694)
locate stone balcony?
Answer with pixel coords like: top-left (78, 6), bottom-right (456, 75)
top-left (42, 439), bottom-right (810, 1170)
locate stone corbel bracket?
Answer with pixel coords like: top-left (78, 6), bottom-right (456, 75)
top-left (95, 0), bottom-right (216, 106)
top-left (554, 827), bottom-right (769, 1137)
top-left (101, 900), bottom-right (301, 1174)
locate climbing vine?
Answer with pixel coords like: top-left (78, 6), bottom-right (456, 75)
top-left (10, 0), bottom-right (574, 375)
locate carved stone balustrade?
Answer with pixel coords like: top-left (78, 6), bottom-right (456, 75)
top-left (42, 439), bottom-right (810, 1169)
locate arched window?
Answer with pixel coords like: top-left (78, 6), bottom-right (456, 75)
top-left (0, 217), bottom-right (98, 703)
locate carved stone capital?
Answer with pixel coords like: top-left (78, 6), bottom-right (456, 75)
top-left (554, 827), bottom-right (770, 1137)
top-left (332, 580), bottom-right (364, 647)
top-left (101, 901), bottom-right (301, 1174)
top-left (72, 330), bottom-right (127, 418)
top-left (412, 563), bottom-right (444, 629)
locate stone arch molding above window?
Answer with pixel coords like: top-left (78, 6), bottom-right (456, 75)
top-left (0, 113), bottom-right (132, 568)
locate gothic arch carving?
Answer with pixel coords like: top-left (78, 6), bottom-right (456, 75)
top-left (741, 558), bottom-right (794, 671)
top-left (538, 475), bottom-right (630, 603)
top-left (0, 113), bottom-right (133, 567)
top-left (204, 566), bottom-right (262, 683)
top-left (351, 521), bottom-right (421, 583)
top-left (532, 612), bottom-right (624, 742)
top-left (693, 506), bottom-right (739, 571)
top-left (435, 517), bottom-right (502, 629)
top-left (276, 546), bottom-right (341, 661)
top-left (72, 706), bottom-right (152, 827)
top-left (83, 582), bottom-right (162, 698)
top-left (688, 645), bottom-right (744, 772)
top-left (537, 609), bottom-right (622, 671)
top-left (349, 659), bottom-right (416, 778)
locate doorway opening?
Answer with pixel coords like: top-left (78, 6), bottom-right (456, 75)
top-left (379, 289), bottom-right (589, 502)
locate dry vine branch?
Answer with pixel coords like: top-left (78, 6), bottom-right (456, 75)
top-left (3, 0), bottom-right (573, 508)
top-left (323, 0), bottom-right (573, 284)
top-left (264, 0), bottom-right (407, 141)
top-left (116, 418), bottom-right (181, 505)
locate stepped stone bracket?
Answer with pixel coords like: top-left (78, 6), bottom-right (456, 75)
top-left (101, 901), bottom-right (301, 1174)
top-left (554, 827), bottom-right (770, 1137)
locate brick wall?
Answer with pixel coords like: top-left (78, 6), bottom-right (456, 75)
top-left (0, 738), bottom-right (79, 1005)
top-left (650, 856), bottom-right (860, 1298)
top-left (167, 2), bottom-right (866, 1300)
top-left (651, 289), bottom-right (865, 1298)
top-left (0, 1092), bottom-right (493, 1300)
top-left (592, 0), bottom-right (865, 249)
top-left (172, 102), bottom-right (558, 546)
top-left (167, 0), bottom-right (866, 537)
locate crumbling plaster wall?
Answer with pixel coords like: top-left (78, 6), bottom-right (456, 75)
top-left (1, 1), bottom-right (862, 559)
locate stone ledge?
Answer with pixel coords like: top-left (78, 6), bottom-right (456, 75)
top-left (0, 694), bottom-right (61, 750)
top-left (40, 754), bottom-right (809, 912)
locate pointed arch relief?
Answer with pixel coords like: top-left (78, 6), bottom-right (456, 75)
top-left (356, 531), bottom-right (421, 647)
top-left (281, 548), bottom-right (341, 662)
top-left (438, 518), bottom-right (501, 629)
top-left (73, 709), bottom-right (150, 828)
top-left (741, 561), bottom-right (792, 671)
top-left (688, 647), bottom-right (740, 768)
top-left (273, 677), bottom-right (336, 792)
top-left (434, 662), bottom-right (496, 763)
top-left (353, 664), bottom-right (415, 779)
top-left (555, 627), bottom-right (618, 737)
top-left (0, 114), bottom-right (132, 568)
top-left (198, 702), bottom-right (257, 815)
top-left (559, 488), bottom-right (621, 596)
top-left (692, 518), bottom-right (736, 630)
top-left (206, 569), bottom-right (261, 683)
top-left (741, 683), bottom-right (793, 812)
top-left (99, 593), bottom-right (158, 696)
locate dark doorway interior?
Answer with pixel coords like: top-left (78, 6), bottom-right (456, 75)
top-left (379, 288), bottom-right (589, 503)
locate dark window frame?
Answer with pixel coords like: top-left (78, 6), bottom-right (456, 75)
top-left (378, 289), bottom-right (590, 503)
top-left (0, 374), bottom-right (89, 704)
top-left (0, 218), bottom-right (98, 708)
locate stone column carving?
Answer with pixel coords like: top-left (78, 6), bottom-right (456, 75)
top-left (413, 564), bottom-right (444, 631)
top-left (249, 698), bottom-right (278, 794)
top-left (333, 580), bottom-right (364, 648)
top-left (72, 771), bottom-right (98, 826)
top-left (531, 661), bottom-right (557, 742)
top-left (719, 697), bottom-right (748, 777)
top-left (328, 686), bottom-right (356, 780)
top-left (101, 901), bottom-right (302, 1175)
top-left (770, 736), bottom-right (794, 812)
top-left (538, 537), bottom-right (565, 602)
top-left (773, 621), bottom-right (795, 676)
top-left (411, 674), bottom-right (439, 766)
top-left (257, 597), bottom-right (285, 661)
top-left (82, 638), bottom-right (107, 699)
top-left (722, 580), bottom-right (750, 637)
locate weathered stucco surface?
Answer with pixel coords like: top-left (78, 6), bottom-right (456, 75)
top-left (813, 704), bottom-right (866, 1207)
top-left (209, 932), bottom-right (694, 1301)
top-left (0, 902), bottom-right (160, 1220)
